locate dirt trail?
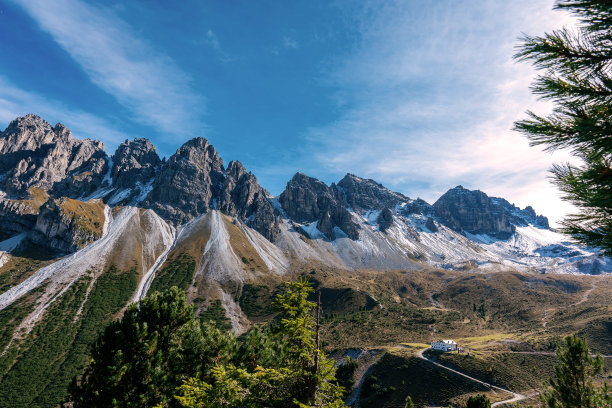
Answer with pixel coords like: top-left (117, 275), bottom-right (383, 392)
top-left (345, 349), bottom-right (384, 407)
top-left (416, 348), bottom-right (525, 407)
top-left (570, 281), bottom-right (596, 307)
top-left (542, 281), bottom-right (596, 327)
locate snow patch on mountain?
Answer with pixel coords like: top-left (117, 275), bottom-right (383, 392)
top-left (299, 221), bottom-right (326, 240)
top-left (0, 233), bottom-right (26, 269)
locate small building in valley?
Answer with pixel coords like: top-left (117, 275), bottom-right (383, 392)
top-left (431, 339), bottom-right (457, 352)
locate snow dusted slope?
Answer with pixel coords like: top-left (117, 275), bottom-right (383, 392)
top-left (268, 206), bottom-right (610, 275)
top-left (0, 233), bottom-right (26, 269)
top-left (467, 225), bottom-right (611, 274)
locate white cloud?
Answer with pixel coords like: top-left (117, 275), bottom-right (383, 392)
top-left (305, 0), bottom-right (577, 226)
top-left (11, 0), bottom-right (204, 136)
top-left (0, 76), bottom-right (130, 151)
top-left (206, 29), bottom-right (220, 50)
top-left (283, 36), bottom-right (299, 49)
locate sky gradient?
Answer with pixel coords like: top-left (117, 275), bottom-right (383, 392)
top-left (0, 0), bottom-right (576, 225)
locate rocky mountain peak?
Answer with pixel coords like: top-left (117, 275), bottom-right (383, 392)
top-left (337, 173), bottom-right (409, 212)
top-left (143, 137), bottom-right (225, 225)
top-left (433, 186), bottom-right (515, 238)
top-left (279, 172), bottom-right (359, 240)
top-left (0, 115), bottom-right (108, 198)
top-left (111, 138), bottom-right (161, 189)
top-left (0, 114), bottom-right (59, 154)
top-left (142, 138), bottom-right (279, 240)
top-left (226, 160), bottom-right (247, 180)
top-left (218, 160), bottom-right (279, 241)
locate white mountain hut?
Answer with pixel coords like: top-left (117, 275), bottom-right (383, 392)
top-left (431, 339), bottom-right (457, 352)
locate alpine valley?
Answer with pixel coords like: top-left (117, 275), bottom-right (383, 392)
top-left (0, 115), bottom-right (610, 407)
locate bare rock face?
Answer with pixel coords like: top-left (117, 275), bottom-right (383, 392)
top-left (144, 137), bottom-right (225, 224)
top-left (28, 198), bottom-right (105, 253)
top-left (218, 161), bottom-right (279, 241)
top-left (403, 198), bottom-right (434, 216)
top-left (337, 173), bottom-right (408, 212)
top-left (143, 138), bottom-right (279, 240)
top-left (490, 197), bottom-right (550, 229)
top-left (0, 114), bottom-right (109, 198)
top-left (433, 186), bottom-right (515, 239)
top-left (111, 138), bottom-right (161, 189)
top-left (0, 198), bottom-right (37, 240)
top-left (279, 173), bottom-right (359, 240)
top-left (377, 207), bottom-right (394, 232)
top-left (425, 217), bottom-right (438, 232)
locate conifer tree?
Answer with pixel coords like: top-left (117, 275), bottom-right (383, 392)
top-left (514, 0), bottom-right (612, 255)
top-left (466, 394), bottom-right (491, 408)
top-left (175, 278), bottom-right (344, 408)
top-left (68, 287), bottom-right (237, 408)
top-left (541, 335), bottom-right (611, 408)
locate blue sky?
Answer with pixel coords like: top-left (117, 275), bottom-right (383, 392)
top-left (0, 0), bottom-right (576, 224)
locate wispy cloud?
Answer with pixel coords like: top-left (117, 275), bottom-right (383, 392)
top-left (0, 76), bottom-right (130, 151)
top-left (206, 29), bottom-right (220, 50)
top-left (305, 0), bottom-right (576, 225)
top-left (283, 36), bottom-right (299, 49)
top-left (11, 0), bottom-right (204, 136)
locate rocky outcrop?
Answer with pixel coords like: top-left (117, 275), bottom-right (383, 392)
top-left (143, 137), bottom-right (225, 225)
top-left (377, 207), bottom-right (394, 232)
top-left (218, 161), bottom-right (279, 241)
top-left (337, 173), bottom-right (408, 212)
top-left (403, 198), bottom-right (434, 216)
top-left (111, 138), bottom-right (161, 189)
top-left (0, 198), bottom-right (38, 240)
top-left (490, 197), bottom-right (549, 229)
top-left (425, 217), bottom-right (438, 233)
top-left (0, 114), bottom-right (109, 198)
top-left (143, 138), bottom-right (279, 240)
top-left (279, 173), bottom-right (359, 240)
top-left (28, 198), bottom-right (106, 253)
top-left (433, 186), bottom-right (515, 239)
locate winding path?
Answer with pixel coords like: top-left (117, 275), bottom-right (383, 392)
top-left (416, 348), bottom-right (526, 407)
top-left (543, 281), bottom-right (597, 327)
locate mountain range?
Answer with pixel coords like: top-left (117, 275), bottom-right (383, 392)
top-left (0, 114), bottom-right (610, 406)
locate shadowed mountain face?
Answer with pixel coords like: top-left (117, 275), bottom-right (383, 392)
top-left (143, 137), bottom-right (227, 225)
top-left (337, 173), bottom-right (409, 212)
top-left (433, 186), bottom-right (516, 239)
top-left (279, 172), bottom-right (359, 240)
top-left (142, 138), bottom-right (279, 240)
top-left (111, 138), bottom-right (161, 189)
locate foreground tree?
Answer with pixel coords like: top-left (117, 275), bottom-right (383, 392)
top-left (176, 278), bottom-right (345, 408)
top-left (541, 335), bottom-right (611, 408)
top-left (68, 281), bottom-right (344, 407)
top-left (465, 394), bottom-right (491, 408)
top-left (514, 0), bottom-right (612, 255)
top-left (68, 287), bottom-right (237, 408)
